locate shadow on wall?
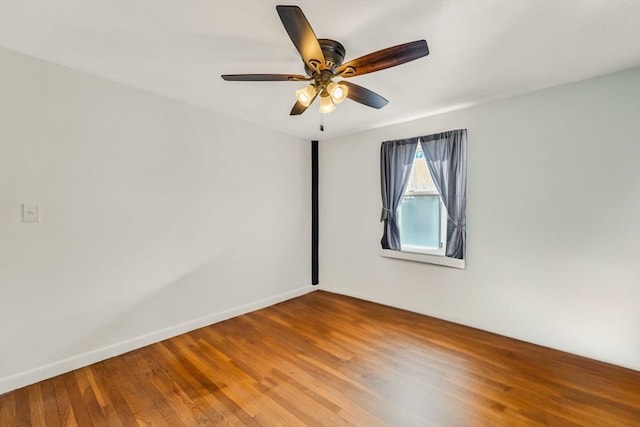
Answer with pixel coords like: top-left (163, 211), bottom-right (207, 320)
top-left (4, 242), bottom-right (298, 384)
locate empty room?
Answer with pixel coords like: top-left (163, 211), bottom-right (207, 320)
top-left (1, 1), bottom-right (639, 425)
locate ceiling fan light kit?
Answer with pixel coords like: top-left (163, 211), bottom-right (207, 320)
top-left (295, 85), bottom-right (317, 107)
top-left (327, 81), bottom-right (348, 104)
top-left (319, 93), bottom-right (336, 114)
top-left (221, 5), bottom-right (429, 116)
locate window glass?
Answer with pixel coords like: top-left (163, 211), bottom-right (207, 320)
top-left (405, 147), bottom-right (437, 193)
top-left (398, 195), bottom-right (441, 249)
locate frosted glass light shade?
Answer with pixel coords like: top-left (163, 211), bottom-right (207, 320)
top-left (327, 82), bottom-right (348, 104)
top-left (295, 85), bottom-right (317, 107)
top-left (319, 95), bottom-right (336, 114)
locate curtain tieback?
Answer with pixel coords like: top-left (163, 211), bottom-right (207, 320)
top-left (381, 207), bottom-right (394, 221)
top-left (450, 221), bottom-right (466, 231)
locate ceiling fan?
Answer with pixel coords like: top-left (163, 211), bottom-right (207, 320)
top-left (221, 5), bottom-right (429, 116)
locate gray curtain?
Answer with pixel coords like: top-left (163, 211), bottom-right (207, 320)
top-left (380, 138), bottom-right (418, 250)
top-left (420, 129), bottom-right (467, 259)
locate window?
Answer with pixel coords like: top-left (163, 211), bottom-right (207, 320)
top-left (397, 145), bottom-right (447, 256)
top-left (379, 129), bottom-right (467, 268)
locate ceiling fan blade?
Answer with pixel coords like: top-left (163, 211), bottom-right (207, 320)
top-left (290, 101), bottom-right (309, 116)
top-left (336, 40), bottom-right (429, 77)
top-left (276, 5), bottom-right (325, 71)
top-left (290, 91), bottom-right (320, 115)
top-left (221, 74), bottom-right (307, 81)
top-left (341, 81), bottom-right (388, 109)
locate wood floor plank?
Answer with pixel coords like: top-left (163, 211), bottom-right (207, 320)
top-left (89, 361), bottom-right (134, 426)
top-left (51, 375), bottom-right (78, 427)
top-left (138, 345), bottom-right (226, 426)
top-left (107, 352), bottom-right (171, 427)
top-left (162, 338), bottom-right (260, 426)
top-left (0, 389), bottom-right (17, 426)
top-left (13, 387), bottom-right (31, 427)
top-left (27, 384), bottom-right (46, 426)
top-left (61, 371), bottom-right (92, 427)
top-left (2, 290), bottom-right (639, 426)
top-left (73, 367), bottom-right (109, 426)
top-left (39, 380), bottom-right (62, 427)
top-left (128, 348), bottom-right (189, 426)
top-left (132, 346), bottom-right (202, 426)
top-left (152, 341), bottom-right (245, 426)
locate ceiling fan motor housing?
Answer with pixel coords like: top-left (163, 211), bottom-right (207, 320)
top-left (305, 39), bottom-right (346, 75)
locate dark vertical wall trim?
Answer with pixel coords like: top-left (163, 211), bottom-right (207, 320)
top-left (312, 140), bottom-right (319, 285)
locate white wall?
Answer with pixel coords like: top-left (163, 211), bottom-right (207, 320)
top-left (0, 47), bottom-right (312, 393)
top-left (320, 68), bottom-right (640, 371)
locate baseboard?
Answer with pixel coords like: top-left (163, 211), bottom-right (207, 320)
top-left (0, 285), bottom-right (316, 395)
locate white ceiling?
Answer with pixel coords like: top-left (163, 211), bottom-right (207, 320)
top-left (1, 1), bottom-right (639, 140)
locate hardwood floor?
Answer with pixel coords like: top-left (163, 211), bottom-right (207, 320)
top-left (1, 290), bottom-right (639, 426)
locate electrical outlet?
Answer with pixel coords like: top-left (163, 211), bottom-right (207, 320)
top-left (22, 204), bottom-right (40, 223)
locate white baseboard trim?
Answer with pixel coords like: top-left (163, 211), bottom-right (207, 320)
top-left (0, 285), bottom-right (316, 395)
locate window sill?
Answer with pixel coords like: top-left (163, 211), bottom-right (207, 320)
top-left (379, 249), bottom-right (465, 269)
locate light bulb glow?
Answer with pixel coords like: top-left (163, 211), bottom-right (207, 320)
top-left (319, 95), bottom-right (336, 114)
top-left (327, 81), bottom-right (348, 104)
top-left (295, 85), bottom-right (317, 107)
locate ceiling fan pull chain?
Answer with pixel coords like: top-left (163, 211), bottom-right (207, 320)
top-left (320, 114), bottom-right (325, 132)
